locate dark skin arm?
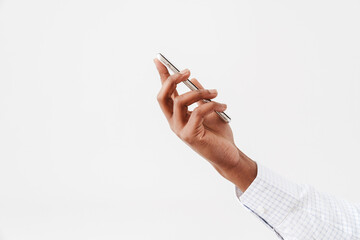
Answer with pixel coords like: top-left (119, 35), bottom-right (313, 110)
top-left (154, 59), bottom-right (257, 192)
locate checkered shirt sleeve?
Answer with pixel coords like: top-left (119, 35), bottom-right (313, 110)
top-left (235, 162), bottom-right (360, 239)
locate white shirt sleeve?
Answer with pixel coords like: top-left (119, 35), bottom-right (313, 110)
top-left (235, 162), bottom-right (360, 240)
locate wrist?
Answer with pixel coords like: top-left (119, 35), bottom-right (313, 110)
top-left (230, 149), bottom-right (258, 192)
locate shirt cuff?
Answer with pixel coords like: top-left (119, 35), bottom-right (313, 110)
top-left (235, 162), bottom-right (305, 228)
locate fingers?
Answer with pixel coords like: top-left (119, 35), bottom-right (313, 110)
top-left (153, 58), bottom-right (179, 98)
top-left (190, 78), bottom-right (206, 105)
top-left (187, 101), bottom-right (227, 129)
top-left (173, 89), bottom-right (218, 127)
top-left (154, 58), bottom-right (170, 83)
top-left (191, 78), bottom-right (204, 89)
top-left (156, 69), bottom-right (191, 120)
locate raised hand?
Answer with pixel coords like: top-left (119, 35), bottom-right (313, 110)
top-left (154, 59), bottom-right (257, 191)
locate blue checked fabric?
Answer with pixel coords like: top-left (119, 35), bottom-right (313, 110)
top-left (235, 163), bottom-right (360, 239)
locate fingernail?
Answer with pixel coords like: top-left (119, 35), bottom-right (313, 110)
top-left (180, 69), bottom-right (189, 74)
top-left (222, 104), bottom-right (227, 108)
top-left (209, 89), bottom-right (217, 94)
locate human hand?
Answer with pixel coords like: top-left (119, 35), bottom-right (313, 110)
top-left (154, 59), bottom-right (257, 191)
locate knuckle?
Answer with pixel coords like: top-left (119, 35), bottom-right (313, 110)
top-left (170, 122), bottom-right (181, 134)
top-left (163, 75), bottom-right (176, 89)
top-left (192, 91), bottom-right (203, 101)
top-left (165, 77), bottom-right (176, 87)
top-left (198, 89), bottom-right (209, 99)
top-left (210, 102), bottom-right (217, 107)
top-left (205, 101), bottom-right (215, 107)
top-left (170, 125), bottom-right (177, 134)
top-left (192, 108), bottom-right (201, 117)
top-left (173, 96), bottom-right (182, 106)
top-left (179, 131), bottom-right (192, 143)
top-left (156, 92), bottom-right (164, 102)
top-left (169, 73), bottom-right (180, 83)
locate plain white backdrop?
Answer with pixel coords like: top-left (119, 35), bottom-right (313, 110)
top-left (0, 0), bottom-right (360, 239)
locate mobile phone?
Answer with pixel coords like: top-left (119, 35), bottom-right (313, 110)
top-left (157, 53), bottom-right (231, 123)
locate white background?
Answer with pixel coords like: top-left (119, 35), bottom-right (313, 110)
top-left (0, 0), bottom-right (360, 239)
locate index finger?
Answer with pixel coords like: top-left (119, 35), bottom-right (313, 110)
top-left (153, 58), bottom-right (170, 84)
top-left (191, 78), bottom-right (206, 105)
